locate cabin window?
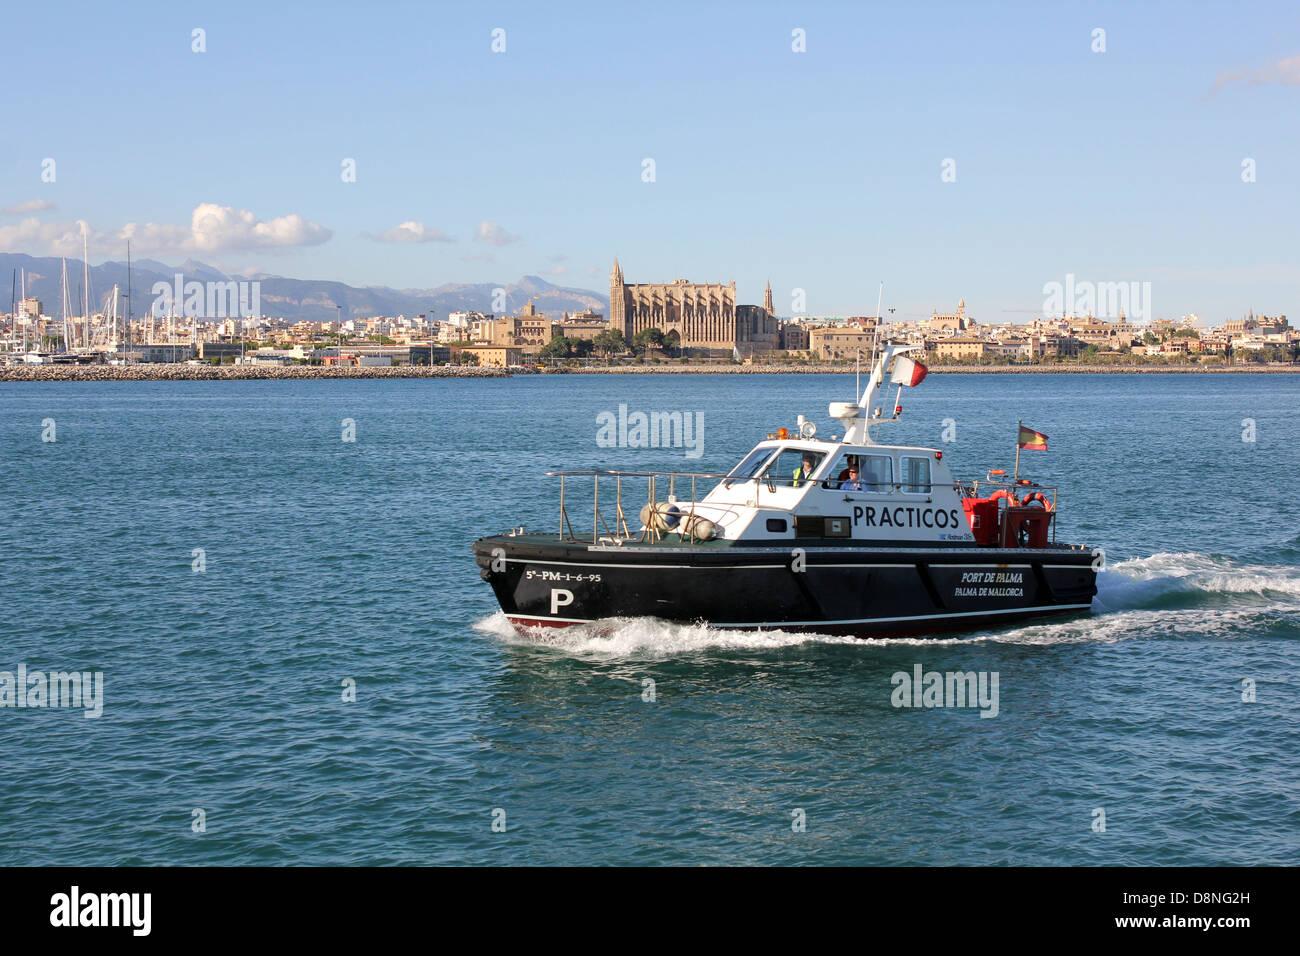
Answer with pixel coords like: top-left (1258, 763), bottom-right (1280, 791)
top-left (825, 453), bottom-right (893, 491)
top-left (763, 448), bottom-right (826, 488)
top-left (859, 454), bottom-right (893, 492)
top-left (766, 517), bottom-right (788, 533)
top-left (723, 447), bottom-right (777, 486)
top-left (901, 456), bottom-right (931, 493)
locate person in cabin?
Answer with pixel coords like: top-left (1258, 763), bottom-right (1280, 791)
top-left (792, 453), bottom-right (818, 487)
top-left (840, 464), bottom-right (866, 491)
top-left (833, 455), bottom-right (859, 486)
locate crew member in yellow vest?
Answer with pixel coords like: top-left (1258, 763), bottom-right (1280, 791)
top-left (793, 453), bottom-right (817, 488)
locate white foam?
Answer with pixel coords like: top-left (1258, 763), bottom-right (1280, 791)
top-left (1099, 551), bottom-right (1300, 607)
top-left (472, 610), bottom-right (862, 656)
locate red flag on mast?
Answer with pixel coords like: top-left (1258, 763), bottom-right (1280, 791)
top-left (889, 355), bottom-right (928, 387)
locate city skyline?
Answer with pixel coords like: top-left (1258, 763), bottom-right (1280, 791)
top-left (1, 0), bottom-right (1297, 324)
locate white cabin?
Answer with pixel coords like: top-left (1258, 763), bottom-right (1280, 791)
top-left (690, 438), bottom-right (974, 544)
top-left (667, 343), bottom-right (975, 545)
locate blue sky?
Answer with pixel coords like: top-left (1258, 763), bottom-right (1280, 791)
top-left (2, 0), bottom-right (1297, 324)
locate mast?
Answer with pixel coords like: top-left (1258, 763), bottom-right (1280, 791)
top-left (60, 257), bottom-right (69, 352)
top-left (831, 341), bottom-right (925, 445)
top-left (20, 268), bottom-right (26, 353)
top-left (82, 223), bottom-right (91, 349)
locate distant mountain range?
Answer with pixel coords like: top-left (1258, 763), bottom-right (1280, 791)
top-left (0, 254), bottom-right (609, 323)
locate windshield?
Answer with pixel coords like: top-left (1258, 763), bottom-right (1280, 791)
top-left (764, 448), bottom-right (826, 488)
top-left (723, 447), bottom-right (778, 486)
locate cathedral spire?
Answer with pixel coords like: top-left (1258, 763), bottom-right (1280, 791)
top-left (763, 279), bottom-right (773, 315)
top-left (611, 258), bottom-right (623, 282)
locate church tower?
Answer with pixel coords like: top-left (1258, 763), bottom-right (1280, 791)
top-left (610, 258), bottom-right (626, 335)
top-left (763, 280), bottom-right (774, 315)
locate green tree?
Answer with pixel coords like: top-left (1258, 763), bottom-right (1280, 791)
top-left (633, 327), bottom-right (665, 355)
top-left (593, 328), bottom-right (627, 358)
top-left (540, 335), bottom-right (572, 359)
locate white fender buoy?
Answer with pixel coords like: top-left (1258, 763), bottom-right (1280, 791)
top-left (682, 515), bottom-right (715, 540)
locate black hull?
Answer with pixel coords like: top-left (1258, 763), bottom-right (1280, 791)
top-left (472, 534), bottom-right (1098, 639)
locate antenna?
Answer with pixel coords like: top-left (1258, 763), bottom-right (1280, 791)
top-left (867, 281), bottom-right (883, 377)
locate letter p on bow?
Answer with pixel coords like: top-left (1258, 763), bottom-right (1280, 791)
top-left (550, 588), bottom-right (574, 615)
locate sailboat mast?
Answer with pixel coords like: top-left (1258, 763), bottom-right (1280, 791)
top-left (60, 257), bottom-right (69, 352)
top-left (82, 223), bottom-right (91, 349)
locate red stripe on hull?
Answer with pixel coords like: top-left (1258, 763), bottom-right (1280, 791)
top-left (506, 607), bottom-right (1088, 640)
top-left (507, 616), bottom-right (578, 631)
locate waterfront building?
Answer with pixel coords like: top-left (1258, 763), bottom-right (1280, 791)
top-left (609, 261), bottom-right (782, 356)
top-left (558, 310), bottom-right (608, 342)
top-left (808, 322), bottom-right (880, 360)
top-left (928, 300), bottom-right (973, 334)
top-left (1070, 316), bottom-right (1136, 348)
top-left (933, 336), bottom-right (990, 362)
top-left (475, 304), bottom-right (553, 352)
top-left (459, 345), bottom-right (523, 367)
top-left (610, 259), bottom-right (736, 354)
top-left (780, 322), bottom-right (809, 351)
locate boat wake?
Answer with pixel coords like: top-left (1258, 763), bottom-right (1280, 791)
top-left (472, 551), bottom-right (1300, 655)
top-left (472, 611), bottom-right (867, 656)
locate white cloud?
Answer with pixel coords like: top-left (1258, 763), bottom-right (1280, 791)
top-left (474, 220), bottom-right (521, 246)
top-left (179, 203), bottom-right (332, 252)
top-left (1211, 54), bottom-right (1300, 94)
top-left (362, 221), bottom-right (456, 243)
top-left (0, 217), bottom-right (93, 255)
top-left (543, 264), bottom-right (568, 276)
top-left (2, 199), bottom-right (55, 216)
top-left (0, 204), bottom-right (332, 256)
top-left (1256, 54), bottom-right (1300, 84)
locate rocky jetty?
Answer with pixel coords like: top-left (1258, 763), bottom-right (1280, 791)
top-left (555, 363), bottom-right (1300, 375)
top-left (0, 364), bottom-right (508, 382)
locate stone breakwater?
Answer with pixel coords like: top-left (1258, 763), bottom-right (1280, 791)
top-left (557, 363), bottom-right (1300, 374)
top-left (0, 364), bottom-right (507, 382)
top-left (5, 362), bottom-right (1297, 382)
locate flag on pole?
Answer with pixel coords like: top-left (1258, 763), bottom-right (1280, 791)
top-left (1018, 425), bottom-right (1048, 450)
top-left (890, 355), bottom-right (928, 387)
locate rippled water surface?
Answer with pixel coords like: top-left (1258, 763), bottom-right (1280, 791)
top-left (2, 373), bottom-right (1297, 865)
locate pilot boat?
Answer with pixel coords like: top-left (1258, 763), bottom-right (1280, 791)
top-left (472, 343), bottom-right (1099, 638)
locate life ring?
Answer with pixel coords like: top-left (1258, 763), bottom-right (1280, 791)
top-left (1021, 491), bottom-right (1053, 511)
top-left (989, 489), bottom-right (1020, 507)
